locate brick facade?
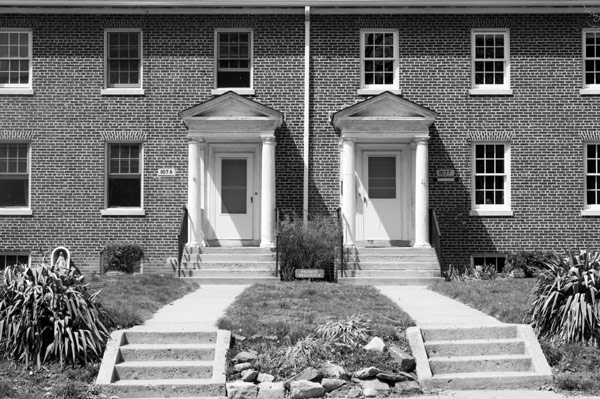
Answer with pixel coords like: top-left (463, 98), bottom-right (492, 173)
top-left (1, 10), bottom-right (600, 273)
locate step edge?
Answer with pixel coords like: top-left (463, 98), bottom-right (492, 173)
top-left (429, 370), bottom-right (552, 379)
top-left (110, 378), bottom-right (218, 385)
top-left (121, 343), bottom-right (216, 350)
top-left (115, 360), bottom-right (214, 368)
top-left (424, 338), bottom-right (525, 346)
top-left (429, 354), bottom-right (532, 362)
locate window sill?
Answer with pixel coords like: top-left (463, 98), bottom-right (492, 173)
top-left (211, 88), bottom-right (255, 96)
top-left (101, 208), bottom-right (145, 216)
top-left (581, 209), bottom-right (600, 216)
top-left (580, 88), bottom-right (600, 96)
top-left (357, 88), bottom-right (402, 96)
top-left (469, 88), bottom-right (513, 96)
top-left (0, 208), bottom-right (33, 216)
top-left (0, 88), bottom-right (34, 96)
top-left (470, 209), bottom-right (514, 217)
top-left (101, 88), bottom-right (145, 96)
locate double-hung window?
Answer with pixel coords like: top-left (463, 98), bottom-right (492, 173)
top-left (0, 29), bottom-right (33, 95)
top-left (359, 29), bottom-right (399, 95)
top-left (583, 143), bottom-right (600, 215)
top-left (0, 253), bottom-right (29, 272)
top-left (213, 29), bottom-right (253, 95)
top-left (470, 29), bottom-right (511, 95)
top-left (471, 143), bottom-right (512, 216)
top-left (0, 142), bottom-right (31, 215)
top-left (581, 29), bottom-right (600, 95)
top-left (102, 143), bottom-right (144, 216)
top-left (102, 29), bottom-right (143, 95)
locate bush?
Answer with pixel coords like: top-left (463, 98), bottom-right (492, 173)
top-left (277, 215), bottom-right (341, 282)
top-left (505, 251), bottom-right (549, 277)
top-left (0, 264), bottom-right (112, 368)
top-left (529, 249), bottom-right (600, 344)
top-left (102, 243), bottom-right (145, 274)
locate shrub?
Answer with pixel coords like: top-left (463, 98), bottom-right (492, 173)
top-left (0, 264), bottom-right (112, 368)
top-left (102, 243), bottom-right (145, 274)
top-left (316, 314), bottom-right (371, 347)
top-left (505, 251), bottom-right (549, 277)
top-left (277, 215), bottom-right (341, 282)
top-left (529, 249), bottom-right (600, 345)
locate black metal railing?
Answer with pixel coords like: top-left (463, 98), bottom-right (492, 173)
top-left (177, 206), bottom-right (189, 278)
top-left (336, 207), bottom-right (344, 279)
top-left (275, 208), bottom-right (280, 279)
top-left (429, 208), bottom-right (442, 263)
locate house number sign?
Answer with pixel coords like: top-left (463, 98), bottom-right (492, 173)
top-left (157, 168), bottom-right (176, 177)
top-left (435, 169), bottom-right (457, 182)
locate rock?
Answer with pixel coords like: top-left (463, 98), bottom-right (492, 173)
top-left (364, 337), bottom-right (386, 352)
top-left (257, 373), bottom-right (275, 383)
top-left (257, 382), bottom-right (286, 399)
top-left (393, 381), bottom-right (421, 395)
top-left (321, 378), bottom-right (346, 393)
top-left (388, 346), bottom-right (416, 372)
top-left (287, 367), bottom-right (323, 385)
top-left (289, 380), bottom-right (325, 399)
top-left (353, 366), bottom-right (381, 379)
top-left (363, 388), bottom-right (378, 398)
top-left (227, 381), bottom-right (259, 399)
top-left (251, 334), bottom-right (263, 340)
top-left (263, 335), bottom-right (278, 341)
top-left (233, 351), bottom-right (258, 363)
top-left (234, 362), bottom-right (253, 372)
top-left (241, 369), bottom-right (259, 382)
top-left (348, 388), bottom-right (362, 398)
top-left (233, 333), bottom-right (247, 342)
top-left (375, 372), bottom-right (412, 383)
top-left (358, 378), bottom-right (390, 393)
top-left (320, 362), bottom-right (347, 379)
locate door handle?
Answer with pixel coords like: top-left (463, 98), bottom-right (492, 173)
top-left (363, 196), bottom-right (367, 205)
top-left (250, 196), bottom-right (253, 203)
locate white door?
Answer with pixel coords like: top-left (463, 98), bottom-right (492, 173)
top-left (214, 153), bottom-right (254, 240)
top-left (361, 152), bottom-right (403, 240)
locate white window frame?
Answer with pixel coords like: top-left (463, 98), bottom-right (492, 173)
top-left (469, 29), bottom-right (512, 96)
top-left (471, 254), bottom-right (507, 272)
top-left (0, 252), bottom-right (30, 270)
top-left (0, 141), bottom-right (32, 216)
top-left (101, 142), bottom-right (145, 216)
top-left (581, 29), bottom-right (600, 95)
top-left (0, 29), bottom-right (33, 95)
top-left (582, 142), bottom-right (600, 216)
top-left (101, 28), bottom-right (144, 96)
top-left (358, 29), bottom-right (400, 95)
top-left (212, 28), bottom-right (255, 96)
top-left (470, 142), bottom-right (513, 216)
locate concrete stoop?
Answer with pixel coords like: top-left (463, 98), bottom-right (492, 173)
top-left (406, 324), bottom-right (553, 390)
top-left (180, 246), bottom-right (278, 284)
top-left (339, 247), bottom-right (442, 285)
top-left (97, 328), bottom-right (231, 398)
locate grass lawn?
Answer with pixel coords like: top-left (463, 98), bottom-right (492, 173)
top-left (0, 274), bottom-right (199, 399)
top-left (217, 282), bottom-right (415, 381)
top-left (429, 278), bottom-right (600, 394)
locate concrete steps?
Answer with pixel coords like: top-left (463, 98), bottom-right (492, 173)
top-left (407, 324), bottom-right (553, 390)
top-left (339, 246), bottom-right (442, 285)
top-left (97, 329), bottom-right (230, 398)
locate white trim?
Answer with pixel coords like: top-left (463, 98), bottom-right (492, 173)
top-left (210, 88), bottom-right (255, 96)
top-left (100, 207), bottom-right (145, 216)
top-left (303, 6), bottom-right (310, 221)
top-left (471, 29), bottom-right (510, 93)
top-left (0, 29), bottom-right (33, 91)
top-left (360, 29), bottom-right (399, 92)
top-left (103, 142), bottom-right (144, 214)
top-left (214, 28), bottom-right (254, 92)
top-left (0, 142), bottom-right (32, 214)
top-left (103, 28), bottom-right (143, 91)
top-left (581, 28), bottom-right (600, 92)
top-left (583, 142), bottom-right (600, 214)
top-left (581, 209), bottom-right (600, 216)
top-left (0, 208), bottom-right (33, 215)
top-left (0, 88), bottom-right (34, 95)
top-left (471, 142), bottom-right (512, 216)
top-left (357, 88), bottom-right (402, 95)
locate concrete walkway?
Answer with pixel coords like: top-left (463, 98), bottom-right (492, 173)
top-left (377, 285), bottom-right (502, 326)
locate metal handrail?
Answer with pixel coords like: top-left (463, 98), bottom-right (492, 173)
top-left (429, 208), bottom-right (442, 264)
top-left (337, 207), bottom-right (344, 280)
top-left (177, 206), bottom-right (189, 278)
top-left (275, 208), bottom-right (280, 279)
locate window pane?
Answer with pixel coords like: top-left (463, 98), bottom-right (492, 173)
top-left (108, 177), bottom-right (141, 207)
top-left (0, 178), bottom-right (28, 206)
top-left (221, 159), bottom-right (247, 214)
top-left (368, 157), bottom-right (396, 199)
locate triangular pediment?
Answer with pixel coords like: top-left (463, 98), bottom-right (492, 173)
top-left (332, 92), bottom-right (438, 138)
top-left (180, 91), bottom-right (284, 141)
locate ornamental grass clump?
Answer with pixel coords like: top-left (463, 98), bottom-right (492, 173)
top-left (0, 264), bottom-right (112, 368)
top-left (316, 314), bottom-right (371, 347)
top-left (529, 249), bottom-right (600, 345)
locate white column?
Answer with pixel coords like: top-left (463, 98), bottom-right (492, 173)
top-left (260, 136), bottom-right (276, 248)
top-left (414, 137), bottom-right (430, 248)
top-left (341, 137), bottom-right (356, 247)
top-left (187, 138), bottom-right (204, 247)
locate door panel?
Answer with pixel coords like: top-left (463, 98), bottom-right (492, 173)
top-left (215, 154), bottom-right (254, 240)
top-left (362, 152), bottom-right (403, 240)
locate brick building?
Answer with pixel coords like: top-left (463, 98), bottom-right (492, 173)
top-left (1, 0), bottom-right (600, 278)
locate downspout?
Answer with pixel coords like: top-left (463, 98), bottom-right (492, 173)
top-left (303, 5), bottom-right (310, 222)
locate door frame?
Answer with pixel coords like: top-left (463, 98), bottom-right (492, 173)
top-left (207, 143), bottom-right (261, 242)
top-left (356, 143), bottom-right (413, 243)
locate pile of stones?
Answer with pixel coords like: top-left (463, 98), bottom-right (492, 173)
top-left (226, 337), bottom-right (421, 399)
